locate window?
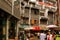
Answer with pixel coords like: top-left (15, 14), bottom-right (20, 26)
top-left (22, 17), bottom-right (29, 24)
top-left (40, 13), bottom-right (44, 16)
top-left (48, 11), bottom-right (54, 25)
top-left (40, 18), bottom-right (47, 25)
top-left (34, 10), bottom-right (39, 15)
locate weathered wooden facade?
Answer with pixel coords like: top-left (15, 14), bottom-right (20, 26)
top-left (0, 0), bottom-right (20, 40)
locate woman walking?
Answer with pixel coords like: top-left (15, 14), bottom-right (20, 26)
top-left (47, 31), bottom-right (53, 40)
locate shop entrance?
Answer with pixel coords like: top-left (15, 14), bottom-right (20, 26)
top-left (0, 17), bottom-right (4, 40)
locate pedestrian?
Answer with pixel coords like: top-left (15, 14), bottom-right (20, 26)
top-left (40, 31), bottom-right (46, 40)
top-left (37, 32), bottom-right (40, 39)
top-left (26, 36), bottom-right (29, 40)
top-left (26, 34), bottom-right (29, 40)
top-left (52, 31), bottom-right (56, 40)
top-left (47, 30), bottom-right (53, 40)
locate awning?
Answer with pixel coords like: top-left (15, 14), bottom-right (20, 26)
top-left (24, 26), bottom-right (41, 30)
top-left (24, 27), bottom-right (33, 30)
top-left (46, 25), bottom-right (58, 28)
top-left (32, 26), bottom-right (41, 31)
top-left (24, 25), bottom-right (48, 30)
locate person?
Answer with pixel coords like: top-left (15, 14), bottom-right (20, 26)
top-left (37, 32), bottom-right (40, 39)
top-left (29, 33), bottom-right (34, 40)
top-left (40, 31), bottom-right (46, 40)
top-left (47, 30), bottom-right (53, 40)
top-left (52, 31), bottom-right (56, 40)
top-left (19, 32), bottom-right (24, 40)
top-left (26, 36), bottom-right (29, 40)
top-left (26, 33), bottom-right (29, 40)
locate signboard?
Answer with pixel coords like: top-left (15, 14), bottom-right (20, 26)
top-left (36, 2), bottom-right (57, 9)
top-left (38, 2), bottom-right (53, 7)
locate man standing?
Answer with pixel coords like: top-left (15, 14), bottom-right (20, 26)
top-left (40, 31), bottom-right (46, 40)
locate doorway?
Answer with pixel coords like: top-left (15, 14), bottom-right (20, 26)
top-left (0, 17), bottom-right (4, 40)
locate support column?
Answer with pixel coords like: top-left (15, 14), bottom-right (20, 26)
top-left (42, 0), bottom-right (45, 9)
top-left (29, 7), bottom-right (31, 27)
top-left (45, 9), bottom-right (49, 17)
top-left (39, 11), bottom-right (41, 26)
top-left (15, 21), bottom-right (19, 40)
top-left (6, 18), bottom-right (9, 40)
top-left (3, 26), bottom-right (6, 40)
top-left (39, 17), bottom-right (41, 26)
top-left (6, 16), bottom-right (11, 40)
top-left (3, 18), bottom-right (6, 40)
top-left (45, 9), bottom-right (49, 25)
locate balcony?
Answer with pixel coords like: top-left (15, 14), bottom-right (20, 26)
top-left (21, 0), bottom-right (57, 12)
top-left (21, 1), bottom-right (28, 7)
top-left (0, 0), bottom-right (12, 14)
top-left (0, 0), bottom-right (20, 19)
top-left (31, 9), bottom-right (39, 19)
top-left (36, 0), bottom-right (57, 12)
top-left (40, 16), bottom-right (48, 20)
top-left (20, 7), bottom-right (29, 17)
top-left (21, 16), bottom-right (29, 24)
top-left (48, 0), bottom-right (57, 2)
top-left (29, 0), bottom-right (36, 3)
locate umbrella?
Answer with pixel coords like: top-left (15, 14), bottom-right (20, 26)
top-left (46, 25), bottom-right (58, 28)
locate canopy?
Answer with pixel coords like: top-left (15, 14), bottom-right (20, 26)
top-left (24, 26), bottom-right (49, 30)
top-left (32, 26), bottom-right (41, 31)
top-left (24, 26), bottom-right (41, 31)
top-left (46, 25), bottom-right (58, 28)
top-left (24, 27), bottom-right (33, 30)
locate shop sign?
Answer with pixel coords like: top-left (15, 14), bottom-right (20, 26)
top-left (39, 2), bottom-right (53, 7)
top-left (36, 2), bottom-right (56, 8)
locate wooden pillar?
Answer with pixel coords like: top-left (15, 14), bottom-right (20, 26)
top-left (3, 18), bottom-right (6, 40)
top-left (45, 9), bottom-right (49, 25)
top-left (29, 7), bottom-right (31, 27)
top-left (6, 18), bottom-right (9, 40)
top-left (6, 16), bottom-right (11, 40)
top-left (3, 26), bottom-right (6, 40)
top-left (15, 21), bottom-right (20, 40)
top-left (39, 13), bottom-right (41, 26)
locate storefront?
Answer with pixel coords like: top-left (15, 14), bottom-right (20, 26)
top-left (0, 9), bottom-right (19, 40)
